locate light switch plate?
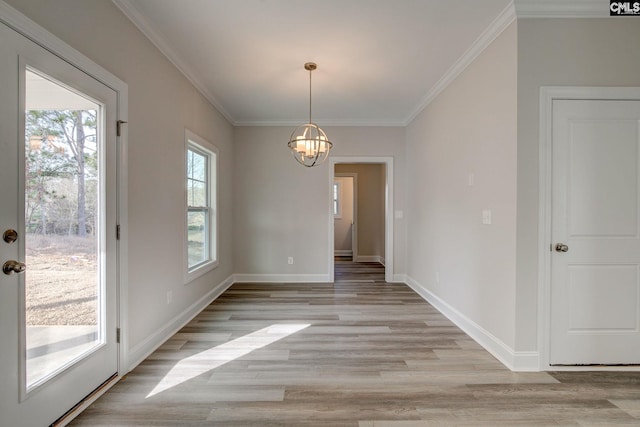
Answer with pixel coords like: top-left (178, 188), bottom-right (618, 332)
top-left (482, 209), bottom-right (492, 225)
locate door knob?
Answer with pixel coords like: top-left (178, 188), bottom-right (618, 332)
top-left (555, 243), bottom-right (569, 253)
top-left (3, 260), bottom-right (26, 275)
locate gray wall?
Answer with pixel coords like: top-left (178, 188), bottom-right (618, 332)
top-left (5, 0), bottom-right (235, 358)
top-left (515, 18), bottom-right (640, 351)
top-left (233, 126), bottom-right (406, 279)
top-left (405, 22), bottom-right (518, 349)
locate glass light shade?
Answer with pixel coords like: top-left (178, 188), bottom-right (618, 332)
top-left (288, 123), bottom-right (333, 167)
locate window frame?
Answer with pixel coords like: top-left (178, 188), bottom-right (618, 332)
top-left (184, 129), bottom-right (218, 283)
top-left (333, 180), bottom-right (342, 219)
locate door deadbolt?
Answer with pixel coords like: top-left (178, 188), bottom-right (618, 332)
top-left (555, 243), bottom-right (569, 253)
top-left (3, 229), bottom-right (18, 244)
top-left (3, 260), bottom-right (26, 275)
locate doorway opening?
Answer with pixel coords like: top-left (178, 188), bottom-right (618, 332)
top-left (329, 157), bottom-right (394, 283)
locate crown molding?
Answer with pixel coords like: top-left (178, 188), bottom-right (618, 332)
top-left (234, 119), bottom-right (406, 127)
top-left (111, 0), bottom-right (234, 124)
top-left (112, 0), bottom-right (613, 129)
top-left (514, 0), bottom-right (607, 18)
top-left (403, 2), bottom-right (516, 125)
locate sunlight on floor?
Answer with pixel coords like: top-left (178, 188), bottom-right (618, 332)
top-left (146, 323), bottom-right (310, 398)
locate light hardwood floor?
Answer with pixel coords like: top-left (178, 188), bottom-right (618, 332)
top-left (70, 261), bottom-right (640, 426)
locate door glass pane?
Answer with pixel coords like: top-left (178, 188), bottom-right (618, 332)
top-left (24, 70), bottom-right (102, 389)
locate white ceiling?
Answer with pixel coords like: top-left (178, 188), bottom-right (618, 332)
top-left (114, 0), bottom-right (517, 126)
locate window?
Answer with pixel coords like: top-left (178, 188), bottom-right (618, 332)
top-left (185, 130), bottom-right (217, 281)
top-left (333, 181), bottom-right (341, 218)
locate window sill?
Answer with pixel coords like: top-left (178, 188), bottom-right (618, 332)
top-left (184, 259), bottom-right (219, 285)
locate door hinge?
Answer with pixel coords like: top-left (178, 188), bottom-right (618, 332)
top-left (116, 224), bottom-right (121, 240)
top-left (116, 120), bottom-right (128, 137)
top-left (116, 328), bottom-right (121, 344)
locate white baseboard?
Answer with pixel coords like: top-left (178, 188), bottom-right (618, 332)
top-left (355, 255), bottom-right (385, 265)
top-left (405, 276), bottom-right (539, 372)
top-left (334, 250), bottom-right (353, 256)
top-left (392, 274), bottom-right (407, 283)
top-left (512, 351), bottom-right (541, 371)
top-left (233, 273), bottom-right (330, 283)
top-left (127, 274), bottom-right (234, 372)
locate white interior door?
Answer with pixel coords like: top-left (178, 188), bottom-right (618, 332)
top-left (0, 22), bottom-right (118, 425)
top-left (550, 98), bottom-right (640, 365)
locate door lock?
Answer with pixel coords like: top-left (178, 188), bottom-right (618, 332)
top-left (3, 260), bottom-right (26, 275)
top-left (3, 229), bottom-right (18, 244)
top-left (555, 243), bottom-right (569, 253)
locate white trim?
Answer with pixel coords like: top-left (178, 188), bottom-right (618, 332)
top-left (111, 0), bottom-right (234, 124)
top-left (52, 374), bottom-right (120, 427)
top-left (233, 274), bottom-right (330, 283)
top-left (405, 276), bottom-right (540, 372)
top-left (235, 119), bottom-right (406, 127)
top-left (514, 0), bottom-right (607, 18)
top-left (538, 86), bottom-right (640, 370)
top-left (404, 2), bottom-right (516, 125)
top-left (334, 250), bottom-right (353, 257)
top-left (127, 275), bottom-right (234, 371)
top-left (0, 2), bottom-right (127, 92)
top-left (111, 0), bottom-right (611, 130)
top-left (184, 129), bottom-right (219, 284)
top-left (355, 255), bottom-right (385, 265)
top-left (329, 157), bottom-right (394, 284)
top-left (332, 180), bottom-right (342, 218)
top-left (0, 0), bottom-right (130, 383)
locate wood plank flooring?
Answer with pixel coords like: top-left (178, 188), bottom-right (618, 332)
top-left (70, 261), bottom-right (640, 426)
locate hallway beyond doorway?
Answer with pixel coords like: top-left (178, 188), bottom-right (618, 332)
top-left (334, 256), bottom-right (385, 283)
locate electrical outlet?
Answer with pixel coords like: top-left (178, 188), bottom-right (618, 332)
top-left (167, 291), bottom-right (173, 305)
top-left (288, 257), bottom-right (294, 265)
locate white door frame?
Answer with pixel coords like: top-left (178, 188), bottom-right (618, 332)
top-left (334, 173), bottom-right (358, 261)
top-left (329, 157), bottom-right (394, 283)
top-left (0, 0), bottom-right (129, 386)
top-left (538, 86), bottom-right (640, 370)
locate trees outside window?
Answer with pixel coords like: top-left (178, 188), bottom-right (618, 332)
top-left (25, 109), bottom-right (98, 237)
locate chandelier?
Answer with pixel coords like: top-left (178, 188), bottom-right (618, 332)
top-left (288, 62), bottom-right (333, 167)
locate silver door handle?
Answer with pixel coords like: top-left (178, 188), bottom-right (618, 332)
top-left (3, 260), bottom-right (26, 275)
top-left (555, 243), bottom-right (569, 253)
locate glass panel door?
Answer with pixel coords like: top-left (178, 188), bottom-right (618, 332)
top-left (0, 21), bottom-right (118, 426)
top-left (24, 69), bottom-right (104, 390)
